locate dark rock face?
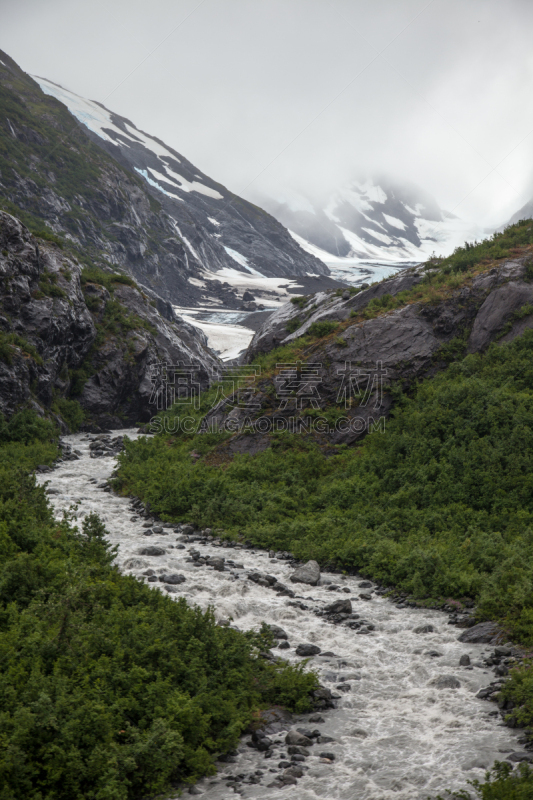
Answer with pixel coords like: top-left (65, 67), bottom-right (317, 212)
top-left (467, 279), bottom-right (533, 352)
top-left (0, 49), bottom-right (327, 311)
top-left (246, 269), bottom-right (426, 357)
top-left (0, 210), bottom-right (218, 428)
top-left (204, 256), bottom-right (533, 449)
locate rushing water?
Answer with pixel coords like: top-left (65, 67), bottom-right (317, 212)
top-left (37, 431), bottom-right (519, 799)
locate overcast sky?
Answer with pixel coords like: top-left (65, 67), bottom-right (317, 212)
top-left (2, 0), bottom-right (533, 226)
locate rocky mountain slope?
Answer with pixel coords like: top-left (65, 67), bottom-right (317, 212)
top-left (204, 225), bottom-right (533, 449)
top-left (0, 49), bottom-right (326, 311)
top-left (0, 210), bottom-right (219, 430)
top-left (256, 176), bottom-right (485, 262)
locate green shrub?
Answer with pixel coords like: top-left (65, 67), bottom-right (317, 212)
top-left (286, 316), bottom-right (302, 333)
top-left (307, 320), bottom-right (338, 337)
top-left (290, 295), bottom-right (308, 308)
top-left (51, 397), bottom-right (86, 431)
top-left (440, 218), bottom-right (533, 274)
top-left (38, 270), bottom-right (67, 299)
top-left (81, 266), bottom-right (137, 291)
top-left (0, 332), bottom-right (43, 366)
top-left (0, 408), bottom-right (56, 444)
top-left (33, 229), bottom-right (64, 248)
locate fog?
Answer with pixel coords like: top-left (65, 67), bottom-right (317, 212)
top-left (2, 0), bottom-right (533, 226)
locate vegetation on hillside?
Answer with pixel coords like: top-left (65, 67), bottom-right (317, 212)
top-left (115, 329), bottom-right (533, 644)
top-left (0, 412), bottom-right (317, 800)
top-left (263, 219), bottom-right (533, 365)
top-left (114, 324), bottom-right (533, 794)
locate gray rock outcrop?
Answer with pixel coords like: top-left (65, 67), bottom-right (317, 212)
top-left (290, 560), bottom-right (321, 586)
top-left (0, 210), bottom-right (219, 428)
top-left (204, 255), bottom-right (533, 447)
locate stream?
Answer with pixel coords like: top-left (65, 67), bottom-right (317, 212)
top-left (37, 430), bottom-right (521, 800)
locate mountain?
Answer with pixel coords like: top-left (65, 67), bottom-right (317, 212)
top-left (255, 176), bottom-right (485, 263)
top-left (0, 49), bottom-right (327, 310)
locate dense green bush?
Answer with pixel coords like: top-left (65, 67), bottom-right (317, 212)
top-left (306, 320), bottom-right (338, 337)
top-left (286, 316), bottom-right (302, 333)
top-left (0, 413), bottom-right (317, 800)
top-left (436, 218), bottom-right (533, 274)
top-left (51, 397), bottom-right (86, 432)
top-left (80, 266), bottom-right (137, 292)
top-left (0, 332), bottom-right (43, 366)
top-left (0, 408), bottom-right (56, 445)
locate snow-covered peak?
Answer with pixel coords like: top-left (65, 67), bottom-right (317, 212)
top-left (257, 176), bottom-right (485, 263)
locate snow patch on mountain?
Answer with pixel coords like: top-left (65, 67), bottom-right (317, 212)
top-left (223, 247), bottom-right (264, 276)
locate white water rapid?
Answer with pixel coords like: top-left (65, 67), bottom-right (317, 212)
top-left (37, 431), bottom-right (520, 800)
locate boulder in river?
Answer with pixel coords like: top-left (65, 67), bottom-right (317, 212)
top-left (458, 621), bottom-right (501, 644)
top-left (290, 560), bottom-right (320, 586)
top-left (507, 752), bottom-right (533, 763)
top-left (268, 624), bottom-right (288, 639)
top-left (287, 745), bottom-right (310, 756)
top-left (296, 643), bottom-right (321, 657)
top-left (324, 599), bottom-right (352, 614)
top-left (347, 727), bottom-right (369, 738)
top-left (138, 546), bottom-right (166, 556)
top-left (159, 573), bottom-right (186, 584)
top-left (285, 730), bottom-right (313, 747)
top-left (207, 557), bottom-right (225, 571)
top-left (414, 624), bottom-right (435, 634)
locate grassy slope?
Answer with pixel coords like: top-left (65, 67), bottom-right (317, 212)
top-left (0, 413), bottom-right (317, 800)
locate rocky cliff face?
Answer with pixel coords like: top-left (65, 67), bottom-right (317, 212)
top-left (0, 49), bottom-right (327, 312)
top-left (0, 210), bottom-right (219, 430)
top-left (203, 255), bottom-right (533, 449)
